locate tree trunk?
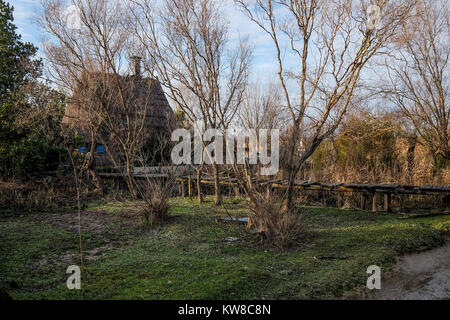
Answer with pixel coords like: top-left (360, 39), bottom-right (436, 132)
top-left (196, 165), bottom-right (203, 204)
top-left (406, 137), bottom-right (416, 185)
top-left (88, 168), bottom-right (103, 195)
top-left (283, 126), bottom-right (301, 214)
top-left (87, 133), bottom-right (103, 195)
top-left (213, 163), bottom-right (222, 205)
top-left (244, 160), bottom-right (252, 190)
top-left (284, 176), bottom-right (296, 214)
top-left (188, 174), bottom-right (192, 199)
top-left (124, 154), bottom-right (137, 199)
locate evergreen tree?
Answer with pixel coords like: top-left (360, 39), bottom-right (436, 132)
top-left (0, 1), bottom-right (65, 178)
top-left (0, 0), bottom-right (40, 137)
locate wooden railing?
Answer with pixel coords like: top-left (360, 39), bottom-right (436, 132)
top-left (176, 177), bottom-right (449, 212)
top-left (96, 167), bottom-right (449, 212)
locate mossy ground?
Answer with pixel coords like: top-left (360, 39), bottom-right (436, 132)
top-left (1, 197), bottom-right (448, 299)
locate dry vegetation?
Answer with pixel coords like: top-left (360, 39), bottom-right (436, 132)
top-left (249, 196), bottom-right (306, 248)
top-left (1, 0), bottom-right (448, 251)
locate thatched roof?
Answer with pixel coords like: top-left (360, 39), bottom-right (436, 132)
top-left (62, 71), bottom-right (176, 138)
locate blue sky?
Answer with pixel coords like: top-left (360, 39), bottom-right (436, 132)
top-left (8, 0), bottom-right (281, 82)
top-left (8, 0), bottom-right (382, 107)
top-left (9, 1), bottom-right (44, 52)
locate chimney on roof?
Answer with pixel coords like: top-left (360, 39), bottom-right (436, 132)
top-left (131, 56), bottom-right (142, 77)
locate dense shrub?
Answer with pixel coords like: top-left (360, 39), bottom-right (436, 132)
top-left (0, 139), bottom-right (66, 178)
top-left (309, 112), bottom-right (449, 185)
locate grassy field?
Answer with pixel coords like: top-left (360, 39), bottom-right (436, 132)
top-left (1, 197), bottom-right (449, 299)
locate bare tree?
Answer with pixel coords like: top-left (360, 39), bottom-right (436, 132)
top-left (238, 81), bottom-right (287, 133)
top-left (42, 0), bottom-right (172, 198)
top-left (384, 0), bottom-right (449, 163)
top-left (235, 0), bottom-right (415, 213)
top-left (130, 0), bottom-right (252, 205)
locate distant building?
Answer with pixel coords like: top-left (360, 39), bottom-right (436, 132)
top-left (62, 57), bottom-right (176, 166)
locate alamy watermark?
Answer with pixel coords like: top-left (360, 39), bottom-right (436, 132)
top-left (366, 265), bottom-right (381, 290)
top-left (64, 4), bottom-right (82, 30)
top-left (170, 125), bottom-right (280, 175)
top-left (366, 5), bottom-right (382, 31)
top-left (66, 265), bottom-right (81, 290)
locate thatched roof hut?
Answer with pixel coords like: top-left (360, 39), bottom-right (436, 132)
top-left (62, 59), bottom-right (175, 166)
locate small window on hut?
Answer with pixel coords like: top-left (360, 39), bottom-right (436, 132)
top-left (97, 144), bottom-right (105, 154)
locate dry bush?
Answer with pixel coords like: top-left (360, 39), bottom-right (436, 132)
top-left (135, 180), bottom-right (172, 229)
top-left (248, 193), bottom-right (305, 248)
top-left (308, 134), bottom-right (449, 186)
top-left (0, 179), bottom-right (71, 212)
top-left (0, 181), bottom-right (34, 209)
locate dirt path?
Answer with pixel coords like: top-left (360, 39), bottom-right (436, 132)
top-left (371, 241), bottom-right (450, 300)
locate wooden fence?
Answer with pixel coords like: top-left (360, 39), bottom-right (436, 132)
top-left (175, 177), bottom-right (449, 212)
top-left (97, 167), bottom-right (449, 212)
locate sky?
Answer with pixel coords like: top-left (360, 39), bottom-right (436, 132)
top-left (8, 0), bottom-right (281, 82)
top-left (9, 0), bottom-right (44, 51)
top-left (8, 0), bottom-right (393, 112)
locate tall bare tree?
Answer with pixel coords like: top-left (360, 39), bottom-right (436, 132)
top-left (42, 0), bottom-right (169, 197)
top-left (384, 0), bottom-right (449, 163)
top-left (130, 0), bottom-right (252, 205)
top-left (236, 0), bottom-right (416, 213)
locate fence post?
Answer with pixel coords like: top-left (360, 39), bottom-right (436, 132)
top-left (372, 193), bottom-right (377, 212)
top-left (188, 174), bottom-right (192, 198)
top-left (384, 193), bottom-right (391, 212)
top-left (337, 192), bottom-right (342, 208)
top-left (180, 180), bottom-right (186, 197)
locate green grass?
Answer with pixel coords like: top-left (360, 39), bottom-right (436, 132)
top-left (1, 197), bottom-right (448, 299)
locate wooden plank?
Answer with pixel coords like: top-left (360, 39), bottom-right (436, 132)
top-left (322, 182), bottom-right (344, 188)
top-left (419, 185), bottom-right (450, 192)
